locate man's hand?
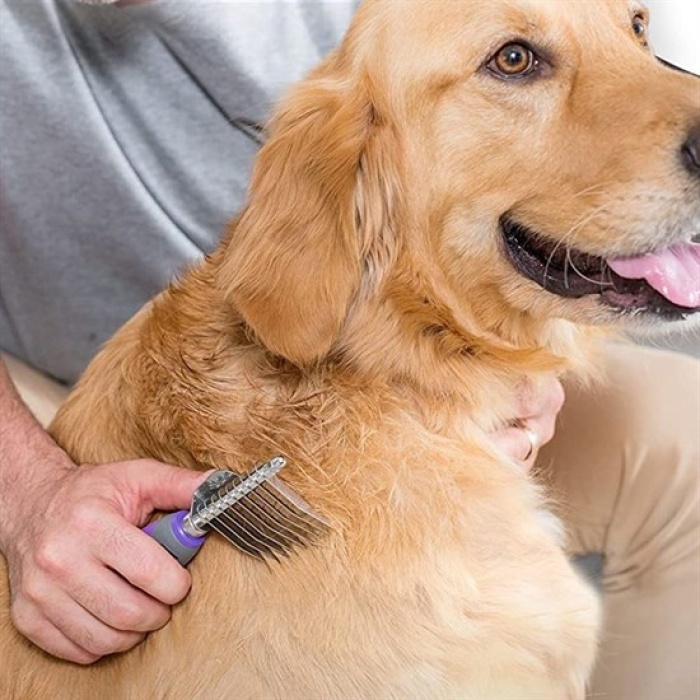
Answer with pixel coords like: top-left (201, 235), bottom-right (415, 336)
top-left (0, 457), bottom-right (208, 665)
top-left (489, 375), bottom-right (566, 470)
top-left (0, 354), bottom-right (209, 664)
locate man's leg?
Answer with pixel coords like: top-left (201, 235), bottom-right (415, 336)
top-left (538, 343), bottom-right (700, 699)
top-left (1, 353), bottom-right (69, 428)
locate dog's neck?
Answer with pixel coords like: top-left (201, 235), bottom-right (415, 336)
top-left (206, 227), bottom-right (600, 409)
top-left (333, 256), bottom-right (597, 403)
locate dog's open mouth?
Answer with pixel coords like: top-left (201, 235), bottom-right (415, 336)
top-left (501, 216), bottom-right (700, 320)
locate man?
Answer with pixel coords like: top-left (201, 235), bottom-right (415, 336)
top-left (1, 1), bottom-right (698, 697)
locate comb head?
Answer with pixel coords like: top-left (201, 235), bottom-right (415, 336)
top-left (190, 457), bottom-right (331, 561)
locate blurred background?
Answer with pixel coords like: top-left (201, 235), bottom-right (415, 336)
top-left (646, 0), bottom-right (699, 74)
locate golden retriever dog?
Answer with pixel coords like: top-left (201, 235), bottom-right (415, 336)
top-left (2, 0), bottom-right (699, 697)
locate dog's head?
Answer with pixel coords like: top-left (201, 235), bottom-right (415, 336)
top-left (217, 0), bottom-right (699, 386)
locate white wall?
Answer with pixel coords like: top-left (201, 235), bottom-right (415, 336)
top-left (645, 0), bottom-right (700, 74)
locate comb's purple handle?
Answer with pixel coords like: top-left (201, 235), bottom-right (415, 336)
top-left (143, 510), bottom-right (206, 566)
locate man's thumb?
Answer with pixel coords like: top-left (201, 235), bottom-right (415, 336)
top-left (131, 460), bottom-right (214, 512)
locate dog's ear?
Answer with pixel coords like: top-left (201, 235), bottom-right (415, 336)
top-left (217, 70), bottom-right (399, 366)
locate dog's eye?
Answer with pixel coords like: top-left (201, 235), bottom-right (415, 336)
top-left (487, 43), bottom-right (538, 79)
top-left (632, 13), bottom-right (648, 44)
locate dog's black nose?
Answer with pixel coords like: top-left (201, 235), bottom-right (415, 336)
top-left (682, 124), bottom-right (700, 177)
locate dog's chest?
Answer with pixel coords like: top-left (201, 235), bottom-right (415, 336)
top-left (138, 384), bottom-right (599, 697)
top-left (159, 468), bottom-right (600, 700)
top-left (363, 510), bottom-right (598, 697)
top-left (335, 448), bottom-right (597, 695)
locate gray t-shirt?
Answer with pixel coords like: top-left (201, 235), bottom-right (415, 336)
top-left (0, 0), bottom-right (358, 383)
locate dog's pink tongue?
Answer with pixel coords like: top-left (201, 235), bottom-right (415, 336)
top-left (607, 241), bottom-right (700, 308)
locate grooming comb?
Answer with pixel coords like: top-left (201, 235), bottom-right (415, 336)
top-left (143, 457), bottom-right (330, 564)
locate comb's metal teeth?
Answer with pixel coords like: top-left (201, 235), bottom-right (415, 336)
top-left (268, 478), bottom-right (332, 535)
top-left (267, 475), bottom-right (332, 528)
top-left (252, 487), bottom-right (320, 541)
top-left (232, 482), bottom-right (310, 546)
top-left (211, 500), bottom-right (280, 557)
top-left (217, 508), bottom-right (287, 559)
top-left (196, 458), bottom-right (331, 562)
top-left (219, 504), bottom-right (293, 557)
top-left (258, 482), bottom-right (330, 537)
top-left (226, 472), bottom-right (321, 541)
top-left (252, 476), bottom-right (323, 528)
top-left (212, 512), bottom-right (284, 562)
top-left (229, 496), bottom-right (305, 552)
top-left (208, 519), bottom-right (266, 560)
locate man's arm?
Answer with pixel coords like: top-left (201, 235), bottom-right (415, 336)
top-left (0, 358), bottom-right (206, 664)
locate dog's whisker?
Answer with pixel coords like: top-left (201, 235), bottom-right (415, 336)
top-left (568, 181), bottom-right (617, 201)
top-left (542, 201), bottom-right (612, 285)
top-left (564, 248), bottom-right (611, 288)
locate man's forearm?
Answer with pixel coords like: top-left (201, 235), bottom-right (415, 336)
top-left (0, 358), bottom-right (74, 550)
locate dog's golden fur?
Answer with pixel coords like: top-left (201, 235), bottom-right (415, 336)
top-left (2, 0), bottom-right (698, 697)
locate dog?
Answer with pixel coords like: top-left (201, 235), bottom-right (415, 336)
top-left (2, 0), bottom-right (699, 697)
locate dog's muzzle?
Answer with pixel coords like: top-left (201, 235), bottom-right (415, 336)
top-left (500, 216), bottom-right (700, 321)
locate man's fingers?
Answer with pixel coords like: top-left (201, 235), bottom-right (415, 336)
top-left (98, 514), bottom-right (192, 606)
top-left (519, 415), bottom-right (556, 453)
top-left (69, 562), bottom-right (171, 633)
top-left (517, 376), bottom-right (565, 421)
top-left (41, 592), bottom-right (145, 658)
top-left (12, 602), bottom-right (100, 665)
top-left (496, 413), bottom-right (555, 467)
top-left (497, 427), bottom-right (537, 465)
top-left (26, 619), bottom-right (99, 665)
